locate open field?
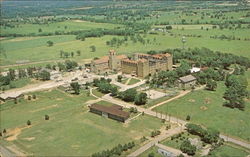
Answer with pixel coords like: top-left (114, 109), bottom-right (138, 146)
top-left (0, 89), bottom-right (164, 156)
top-left (1, 32), bottom-right (250, 66)
top-left (154, 81), bottom-right (250, 141)
top-left (0, 20), bottom-right (121, 36)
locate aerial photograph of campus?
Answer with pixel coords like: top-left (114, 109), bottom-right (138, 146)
top-left (0, 0), bottom-right (250, 157)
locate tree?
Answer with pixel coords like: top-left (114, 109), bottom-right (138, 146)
top-left (65, 60), bottom-right (78, 70)
top-left (148, 152), bottom-right (155, 157)
top-left (27, 120), bottom-right (31, 126)
top-left (60, 50), bottom-right (64, 58)
top-left (47, 40), bottom-right (54, 47)
top-left (117, 75), bottom-right (123, 82)
top-left (8, 68), bottom-right (16, 81)
top-left (32, 94), bottom-right (36, 99)
top-left (186, 115), bottom-right (191, 121)
top-left (90, 45), bottom-right (96, 52)
top-left (39, 70), bottom-right (50, 81)
top-left (38, 28), bottom-right (42, 32)
top-left (206, 80), bottom-right (217, 91)
top-left (76, 50), bottom-right (81, 56)
top-left (70, 82), bottom-right (80, 94)
top-left (224, 75), bottom-right (248, 110)
top-left (45, 115), bottom-right (49, 120)
top-left (110, 86), bottom-right (118, 96)
top-left (120, 88), bottom-right (137, 102)
top-left (71, 52), bottom-right (74, 57)
top-left (135, 93), bottom-right (147, 105)
top-left (180, 140), bottom-right (196, 155)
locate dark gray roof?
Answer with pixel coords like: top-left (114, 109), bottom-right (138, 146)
top-left (179, 75), bottom-right (196, 83)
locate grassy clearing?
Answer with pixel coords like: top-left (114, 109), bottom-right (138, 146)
top-left (209, 143), bottom-right (250, 157)
top-left (92, 88), bottom-right (105, 98)
top-left (154, 81), bottom-right (250, 141)
top-left (127, 78), bottom-right (141, 85)
top-left (0, 89), bottom-right (164, 156)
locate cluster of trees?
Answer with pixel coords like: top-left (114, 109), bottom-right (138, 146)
top-left (185, 123), bottom-right (220, 144)
top-left (118, 88), bottom-right (147, 105)
top-left (92, 141), bottom-right (135, 157)
top-left (150, 60), bottom-right (190, 87)
top-left (223, 74), bottom-right (248, 110)
top-left (93, 78), bottom-right (148, 105)
top-left (151, 130), bottom-right (161, 137)
top-left (180, 140), bottom-right (196, 156)
top-left (70, 82), bottom-right (81, 95)
top-left (93, 78), bottom-right (118, 96)
top-left (151, 47), bottom-right (250, 69)
top-left (60, 50), bottom-right (81, 58)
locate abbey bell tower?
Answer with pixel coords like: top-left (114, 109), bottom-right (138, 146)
top-left (108, 49), bottom-right (118, 71)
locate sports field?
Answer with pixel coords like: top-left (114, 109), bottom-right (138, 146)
top-left (154, 81), bottom-right (250, 141)
top-left (0, 89), bottom-right (164, 156)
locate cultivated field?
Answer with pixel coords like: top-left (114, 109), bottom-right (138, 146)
top-left (0, 20), bottom-right (121, 36)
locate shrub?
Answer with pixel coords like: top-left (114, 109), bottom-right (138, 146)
top-left (32, 94), bottom-right (36, 99)
top-left (27, 120), bottom-right (31, 126)
top-left (186, 115), bottom-right (191, 121)
top-left (28, 95), bottom-right (32, 100)
top-left (45, 115), bottom-right (49, 120)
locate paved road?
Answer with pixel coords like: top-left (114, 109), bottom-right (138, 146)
top-left (220, 134), bottom-right (250, 149)
top-left (128, 126), bottom-right (184, 157)
top-left (0, 145), bottom-right (16, 157)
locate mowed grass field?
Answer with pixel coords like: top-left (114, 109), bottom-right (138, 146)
top-left (1, 31), bottom-right (249, 66)
top-left (0, 89), bottom-right (164, 156)
top-left (154, 81), bottom-right (250, 141)
top-left (0, 20), bottom-right (121, 35)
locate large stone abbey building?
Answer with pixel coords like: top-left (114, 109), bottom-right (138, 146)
top-left (90, 50), bottom-right (173, 78)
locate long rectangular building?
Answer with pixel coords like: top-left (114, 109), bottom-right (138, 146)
top-left (89, 103), bottom-right (130, 122)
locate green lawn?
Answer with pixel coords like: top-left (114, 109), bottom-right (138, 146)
top-left (209, 143), bottom-right (250, 157)
top-left (127, 78), bottom-right (141, 85)
top-left (0, 89), bottom-right (164, 156)
top-left (154, 81), bottom-right (250, 141)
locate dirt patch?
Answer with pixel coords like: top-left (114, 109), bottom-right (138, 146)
top-left (204, 98), bottom-right (211, 104)
top-left (200, 106), bottom-right (208, 111)
top-left (30, 104), bottom-right (58, 113)
top-left (188, 99), bottom-right (195, 102)
top-left (72, 145), bottom-right (80, 149)
top-left (23, 137), bottom-right (35, 141)
top-left (73, 20), bottom-right (86, 23)
top-left (56, 98), bottom-right (63, 101)
top-left (6, 126), bottom-right (31, 141)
